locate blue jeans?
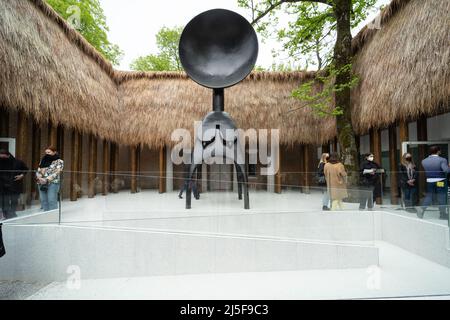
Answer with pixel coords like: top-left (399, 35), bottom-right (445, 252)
top-left (401, 186), bottom-right (417, 209)
top-left (38, 183), bottom-right (60, 211)
top-left (421, 180), bottom-right (448, 216)
top-left (322, 188), bottom-right (330, 207)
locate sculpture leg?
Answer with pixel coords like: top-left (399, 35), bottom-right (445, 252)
top-left (234, 162), bottom-right (243, 200)
top-left (185, 164), bottom-right (201, 209)
top-left (235, 163), bottom-right (249, 209)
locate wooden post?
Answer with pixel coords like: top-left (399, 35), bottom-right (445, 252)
top-left (159, 145), bottom-right (166, 193)
top-left (332, 137), bottom-right (338, 153)
top-left (48, 123), bottom-right (57, 147)
top-left (388, 125), bottom-right (399, 205)
top-left (102, 140), bottom-right (109, 196)
top-left (57, 125), bottom-right (64, 159)
top-left (76, 132), bottom-right (83, 198)
top-left (321, 143), bottom-right (330, 154)
top-left (370, 128), bottom-right (382, 204)
top-left (303, 144), bottom-right (311, 194)
top-left (0, 106), bottom-right (9, 137)
top-left (130, 145), bottom-right (138, 193)
top-left (70, 130), bottom-right (80, 201)
top-left (110, 142), bottom-right (119, 193)
top-left (31, 120), bottom-right (41, 199)
top-left (88, 134), bottom-right (97, 198)
top-left (275, 144), bottom-right (282, 194)
top-left (399, 121), bottom-right (409, 151)
top-left (16, 111), bottom-right (31, 207)
top-left (417, 116), bottom-right (428, 201)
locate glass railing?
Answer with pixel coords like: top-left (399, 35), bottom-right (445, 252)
top-left (1, 168), bottom-right (449, 299)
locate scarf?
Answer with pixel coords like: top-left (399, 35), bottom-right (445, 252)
top-left (406, 163), bottom-right (415, 180)
top-left (39, 154), bottom-right (60, 168)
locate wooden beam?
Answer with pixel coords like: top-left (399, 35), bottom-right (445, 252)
top-left (370, 128), bottom-right (382, 204)
top-left (70, 130), bottom-right (80, 201)
top-left (275, 144), bottom-right (282, 194)
top-left (110, 142), bottom-right (119, 193)
top-left (102, 140), bottom-right (109, 196)
top-left (0, 106), bottom-right (9, 137)
top-left (388, 125), bottom-right (399, 205)
top-left (303, 144), bottom-right (311, 194)
top-left (321, 143), bottom-right (330, 154)
top-left (57, 125), bottom-right (64, 159)
top-left (16, 111), bottom-right (31, 207)
top-left (417, 116), bottom-right (428, 201)
top-left (47, 123), bottom-right (57, 147)
top-left (399, 121), bottom-right (409, 147)
top-left (130, 145), bottom-right (138, 193)
top-left (332, 137), bottom-right (338, 153)
top-left (77, 132), bottom-right (83, 198)
top-left (159, 145), bottom-right (166, 193)
top-left (88, 134), bottom-right (97, 198)
top-left (31, 120), bottom-right (41, 200)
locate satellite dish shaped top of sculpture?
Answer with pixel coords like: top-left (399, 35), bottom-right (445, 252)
top-left (179, 9), bottom-right (259, 209)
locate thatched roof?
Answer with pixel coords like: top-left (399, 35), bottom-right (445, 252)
top-left (351, 0), bottom-right (450, 133)
top-left (1, 0), bottom-right (448, 147)
top-left (0, 0), bottom-right (336, 148)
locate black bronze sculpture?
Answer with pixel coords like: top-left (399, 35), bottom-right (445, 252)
top-left (179, 9), bottom-right (258, 209)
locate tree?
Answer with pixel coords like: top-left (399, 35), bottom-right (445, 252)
top-left (238, 0), bottom-right (378, 178)
top-left (46, 0), bottom-right (123, 66)
top-left (130, 26), bottom-right (183, 71)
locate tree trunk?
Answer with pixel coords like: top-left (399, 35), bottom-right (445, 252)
top-left (333, 0), bottom-right (359, 185)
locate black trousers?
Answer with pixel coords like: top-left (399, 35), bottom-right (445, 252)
top-left (0, 224), bottom-right (5, 258)
top-left (1, 193), bottom-right (19, 219)
top-left (359, 185), bottom-right (375, 209)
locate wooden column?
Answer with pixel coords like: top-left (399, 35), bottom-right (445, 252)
top-left (370, 128), bottom-right (382, 204)
top-left (388, 125), bottom-right (399, 204)
top-left (48, 123), bottom-right (57, 147)
top-left (0, 106), bottom-right (9, 137)
top-left (398, 121), bottom-right (409, 151)
top-left (332, 137), bottom-right (338, 153)
top-left (70, 130), bottom-right (80, 201)
top-left (102, 140), bottom-right (109, 196)
top-left (16, 111), bottom-right (31, 206)
top-left (303, 144), bottom-right (311, 194)
top-left (159, 145), bottom-right (166, 193)
top-left (130, 145), bottom-right (138, 193)
top-left (321, 143), bottom-right (330, 154)
top-left (88, 135), bottom-right (97, 198)
top-left (110, 142), bottom-right (119, 193)
top-left (31, 120), bottom-right (41, 199)
top-left (275, 144), bottom-right (282, 194)
top-left (417, 116), bottom-right (428, 200)
top-left (76, 132), bottom-right (83, 198)
top-left (57, 125), bottom-right (65, 159)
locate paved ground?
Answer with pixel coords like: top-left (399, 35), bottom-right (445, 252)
top-left (0, 281), bottom-right (50, 300)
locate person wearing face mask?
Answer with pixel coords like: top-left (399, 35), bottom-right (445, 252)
top-left (417, 146), bottom-right (449, 220)
top-left (359, 152), bottom-right (382, 210)
top-left (36, 146), bottom-right (64, 212)
top-left (317, 153), bottom-right (330, 211)
top-left (399, 153), bottom-right (418, 212)
top-left (0, 149), bottom-right (28, 220)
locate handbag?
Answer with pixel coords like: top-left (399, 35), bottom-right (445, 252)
top-left (39, 183), bottom-right (49, 192)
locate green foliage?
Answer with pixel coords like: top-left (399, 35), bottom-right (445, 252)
top-left (238, 0), bottom-right (378, 70)
top-left (291, 63), bottom-right (359, 117)
top-left (130, 26), bottom-right (183, 71)
top-left (46, 0), bottom-right (123, 66)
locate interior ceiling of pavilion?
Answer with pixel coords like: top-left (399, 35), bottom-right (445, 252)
top-left (0, 0), bottom-right (448, 148)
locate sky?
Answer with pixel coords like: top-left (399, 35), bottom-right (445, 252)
top-left (99, 0), bottom-right (391, 71)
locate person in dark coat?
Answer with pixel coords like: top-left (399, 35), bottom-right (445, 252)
top-left (0, 149), bottom-right (28, 219)
top-left (399, 152), bottom-right (418, 212)
top-left (317, 153), bottom-right (330, 211)
top-left (0, 224), bottom-right (5, 258)
top-left (359, 152), bottom-right (382, 210)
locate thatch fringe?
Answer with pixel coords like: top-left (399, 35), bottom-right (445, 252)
top-left (351, 0), bottom-right (450, 134)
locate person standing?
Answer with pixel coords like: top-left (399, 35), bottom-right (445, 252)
top-left (0, 149), bottom-right (28, 220)
top-left (399, 153), bottom-right (418, 212)
top-left (359, 153), bottom-right (382, 211)
top-left (317, 153), bottom-right (330, 211)
top-left (36, 146), bottom-right (64, 212)
top-left (418, 146), bottom-right (449, 220)
top-left (324, 153), bottom-right (348, 211)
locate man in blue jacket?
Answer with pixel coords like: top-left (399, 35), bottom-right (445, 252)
top-left (418, 146), bottom-right (449, 220)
